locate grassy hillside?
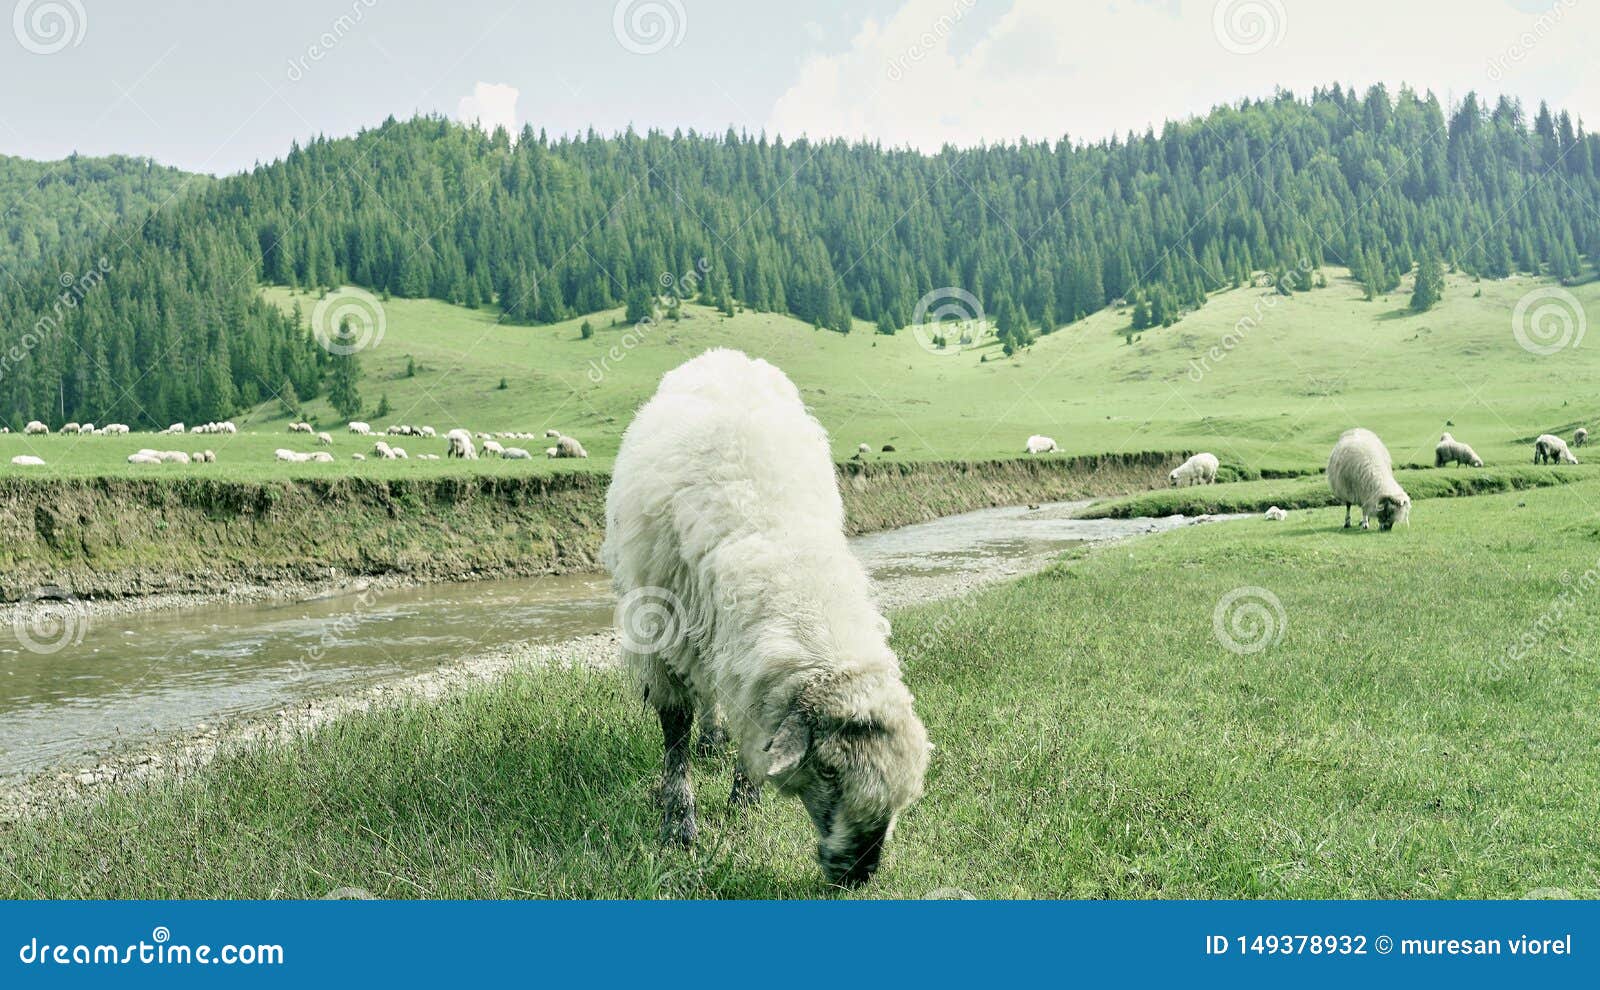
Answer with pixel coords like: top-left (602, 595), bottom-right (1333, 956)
top-left (1, 266), bottom-right (1594, 479)
top-left (9, 474), bottom-right (1597, 898)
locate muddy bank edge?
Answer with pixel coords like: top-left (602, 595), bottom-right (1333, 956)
top-left (1, 452), bottom-right (1186, 602)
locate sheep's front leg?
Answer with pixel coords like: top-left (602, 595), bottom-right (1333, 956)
top-left (729, 760), bottom-right (762, 810)
top-left (658, 704), bottom-right (697, 847)
top-left (694, 702), bottom-right (729, 756)
top-left (1343, 504), bottom-right (1352, 529)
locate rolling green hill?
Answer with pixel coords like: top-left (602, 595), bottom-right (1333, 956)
top-left (1, 265), bottom-right (1594, 479)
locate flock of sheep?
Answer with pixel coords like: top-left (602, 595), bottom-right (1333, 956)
top-left (3, 415), bottom-right (591, 468)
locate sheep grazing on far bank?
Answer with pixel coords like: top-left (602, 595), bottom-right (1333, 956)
top-left (79, 423), bottom-right (95, 434)
top-left (1264, 506), bottom-right (1287, 521)
top-left (1534, 433), bottom-right (1578, 465)
top-left (502, 446), bottom-right (532, 459)
top-left (603, 349), bottom-right (929, 886)
top-left (546, 435), bottom-right (588, 458)
top-left (275, 448), bottom-right (304, 462)
top-left (348, 421), bottom-right (371, 435)
top-left (545, 428), bottom-right (562, 438)
top-left (1574, 427), bottom-right (1589, 448)
top-left (157, 451), bottom-right (190, 464)
top-left (1169, 452), bottom-right (1219, 487)
top-left (1328, 428), bottom-right (1411, 531)
top-left (482, 439), bottom-right (505, 457)
top-left (24, 421), bottom-right (48, 435)
top-left (1025, 435), bottom-right (1058, 454)
top-left (372, 441), bottom-right (396, 459)
top-left (1434, 433), bottom-right (1483, 468)
top-left (392, 446), bottom-right (408, 459)
top-left (857, 442), bottom-right (872, 455)
top-left (445, 428), bottom-right (478, 459)
top-left (316, 431), bottom-right (333, 446)
top-left (11, 455), bottom-right (45, 466)
top-left (104, 423), bottom-right (129, 435)
top-left (127, 453), bottom-right (162, 465)
top-left (63, 422), bottom-right (79, 433)
top-left (161, 422), bottom-right (185, 435)
top-left (352, 453), bottom-right (366, 461)
top-left (288, 421), bottom-right (313, 434)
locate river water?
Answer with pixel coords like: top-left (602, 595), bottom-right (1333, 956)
top-left (0, 501), bottom-right (1221, 776)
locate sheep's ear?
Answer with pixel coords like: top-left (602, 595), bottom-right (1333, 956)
top-left (763, 711), bottom-right (812, 779)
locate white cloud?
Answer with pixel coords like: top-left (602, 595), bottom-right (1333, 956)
top-left (768, 0), bottom-right (1599, 150)
top-left (457, 81), bottom-right (520, 138)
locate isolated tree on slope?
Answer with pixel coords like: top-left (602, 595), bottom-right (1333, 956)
top-left (1410, 252), bottom-right (1444, 313)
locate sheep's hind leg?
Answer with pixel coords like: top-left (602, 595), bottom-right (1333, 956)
top-left (729, 761), bottom-right (762, 810)
top-left (1343, 504), bottom-right (1352, 528)
top-left (657, 704), bottom-right (697, 847)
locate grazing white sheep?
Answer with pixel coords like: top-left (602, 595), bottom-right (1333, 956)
top-left (419, 426), bottom-right (436, 438)
top-left (502, 446), bottom-right (532, 459)
top-left (1534, 433), bottom-right (1578, 465)
top-left (1169, 452), bottom-right (1220, 487)
top-left (127, 453), bottom-right (162, 465)
top-left (1024, 435), bottom-right (1058, 454)
top-left (445, 428), bottom-right (477, 459)
top-left (63, 422), bottom-right (79, 434)
top-left (352, 452), bottom-right (366, 461)
top-left (309, 451), bottom-right (335, 463)
top-left (1434, 433), bottom-right (1483, 468)
top-left (1575, 427), bottom-right (1589, 448)
top-left (392, 446), bottom-right (408, 459)
top-left (545, 428), bottom-right (562, 438)
top-left (545, 434), bottom-right (588, 459)
top-left (857, 442), bottom-right (872, 455)
top-left (603, 349), bottom-right (929, 885)
top-left (315, 431), bottom-right (333, 446)
top-left (24, 421), bottom-right (49, 435)
top-left (1328, 428), bottom-right (1411, 531)
top-left (104, 423), bottom-right (129, 435)
top-left (161, 422), bottom-right (184, 435)
top-left (157, 451), bottom-right (191, 464)
top-left (481, 440), bottom-right (505, 457)
top-left (1264, 505), bottom-right (1288, 521)
top-left (348, 421), bottom-right (371, 435)
top-left (11, 454), bottom-right (46, 466)
top-left (78, 423), bottom-right (95, 434)
top-left (0, 427), bottom-right (8, 433)
top-left (275, 448), bottom-right (303, 462)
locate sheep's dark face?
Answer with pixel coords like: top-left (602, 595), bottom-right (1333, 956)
top-left (1376, 494), bottom-right (1410, 530)
top-left (764, 688), bottom-right (929, 887)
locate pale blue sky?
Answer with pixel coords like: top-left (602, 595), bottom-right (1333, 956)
top-left (2, 0), bottom-right (1594, 174)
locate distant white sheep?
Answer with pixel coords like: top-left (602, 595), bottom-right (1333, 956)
top-left (288, 421), bottom-right (313, 434)
top-left (63, 422), bottom-right (79, 434)
top-left (482, 440), bottom-right (505, 457)
top-left (349, 421), bottom-right (371, 435)
top-left (316, 431), bottom-right (333, 446)
top-left (24, 421), bottom-right (49, 435)
top-left (11, 454), bottom-right (45, 466)
top-left (1434, 433), bottom-right (1483, 468)
top-left (372, 441), bottom-right (397, 459)
top-left (545, 428), bottom-right (562, 438)
top-left (1328, 428), bottom-right (1411, 531)
top-left (445, 428), bottom-right (477, 459)
top-left (392, 446), bottom-right (408, 459)
top-left (127, 453), bottom-right (162, 465)
top-left (78, 423), bottom-right (95, 434)
top-left (104, 423), bottom-right (130, 435)
top-left (419, 426), bottom-right (436, 438)
top-left (1575, 427), bottom-right (1589, 448)
top-left (857, 442), bottom-right (872, 455)
top-left (352, 453), bottom-right (366, 461)
top-left (1169, 452), bottom-right (1219, 487)
top-left (161, 422), bottom-right (185, 435)
top-left (1025, 435), bottom-right (1058, 454)
top-left (1264, 506), bottom-right (1287, 521)
top-left (1534, 434), bottom-right (1578, 465)
top-left (157, 451), bottom-right (191, 464)
top-left (502, 446), bottom-right (532, 459)
top-left (545, 435), bottom-right (588, 458)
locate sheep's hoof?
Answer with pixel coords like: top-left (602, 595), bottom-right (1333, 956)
top-left (695, 724), bottom-right (730, 757)
top-left (660, 814), bottom-right (697, 848)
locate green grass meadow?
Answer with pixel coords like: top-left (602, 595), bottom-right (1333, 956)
top-left (2, 268), bottom-right (1597, 477)
top-left (6, 475), bottom-right (1598, 899)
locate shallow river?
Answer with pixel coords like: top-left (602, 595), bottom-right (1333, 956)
top-left (0, 501), bottom-right (1216, 776)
